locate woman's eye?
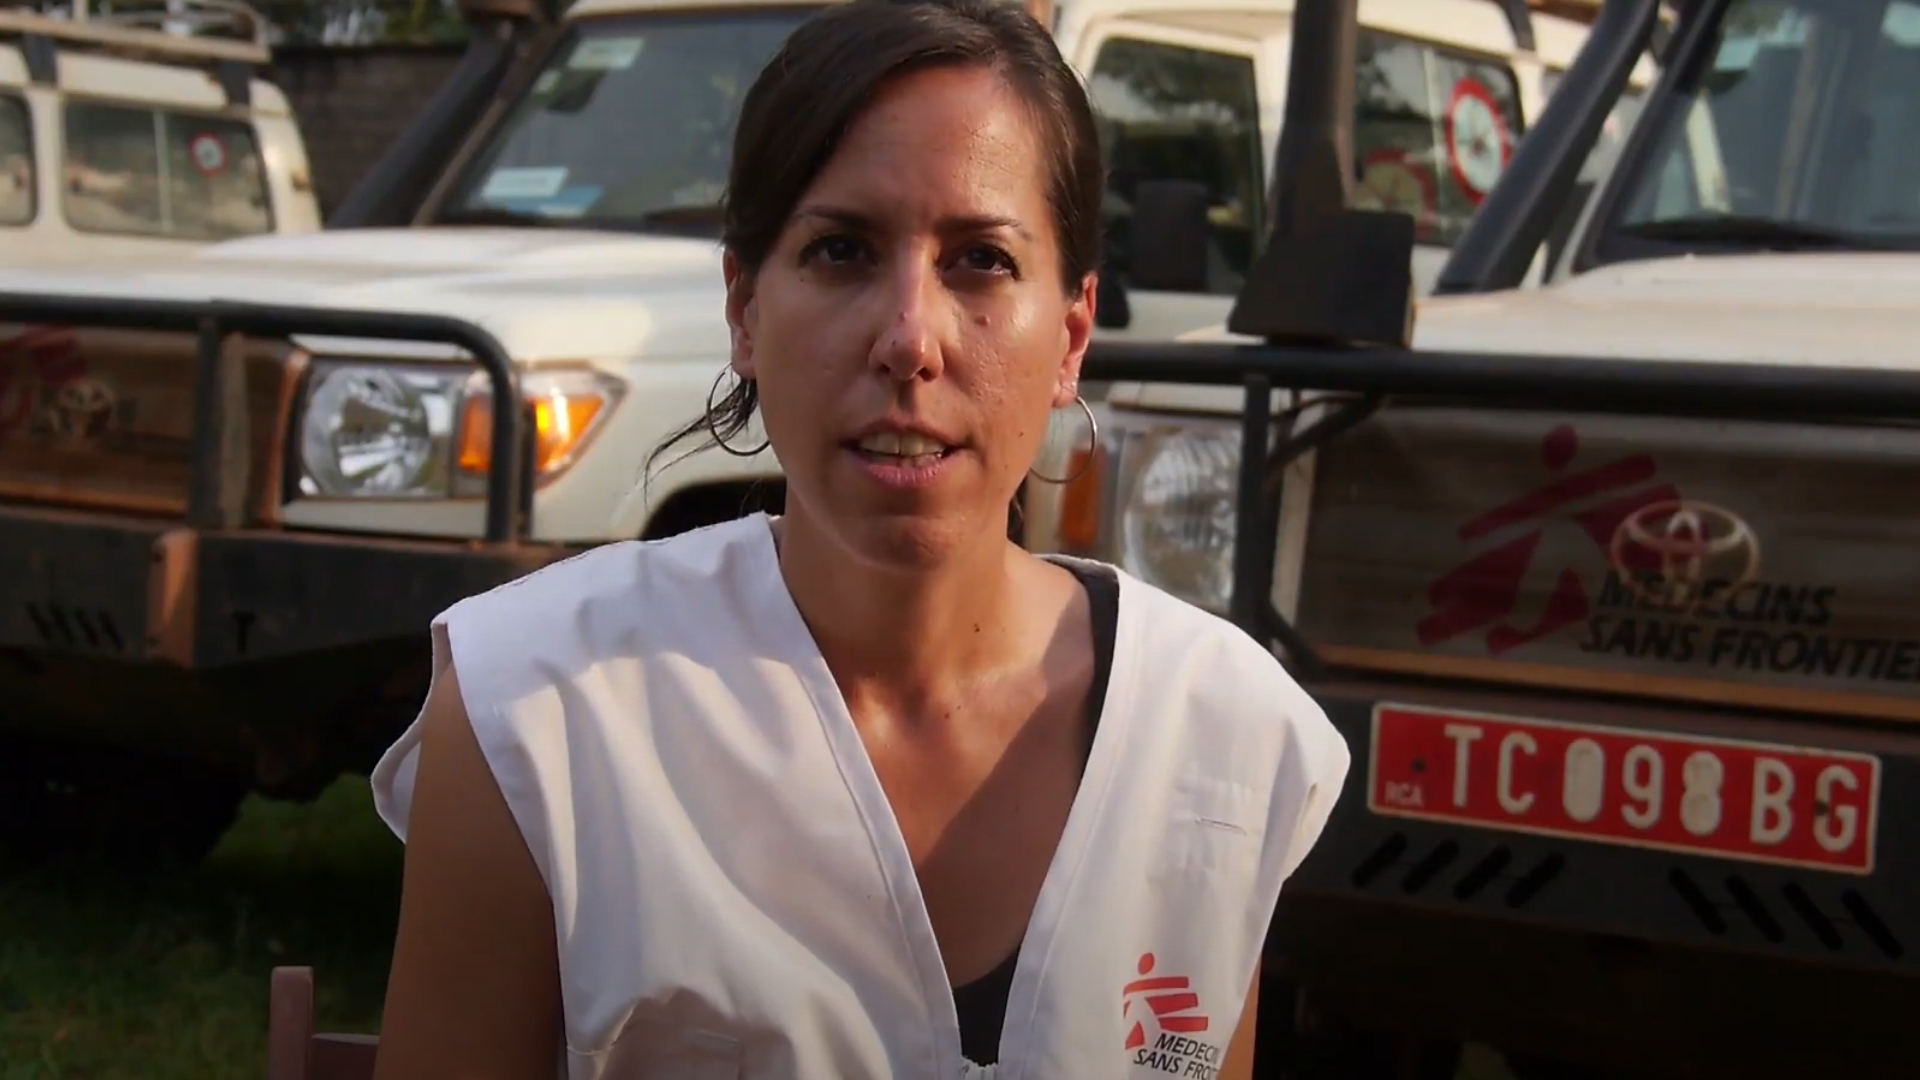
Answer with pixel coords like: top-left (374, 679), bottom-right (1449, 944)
top-left (802, 234), bottom-right (865, 266)
top-left (957, 244), bottom-right (1017, 276)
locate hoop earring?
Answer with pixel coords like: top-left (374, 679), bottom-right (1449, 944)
top-left (1027, 394), bottom-right (1099, 485)
top-left (705, 369), bottom-right (771, 458)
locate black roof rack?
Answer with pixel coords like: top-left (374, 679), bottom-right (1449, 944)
top-left (0, 0), bottom-right (269, 102)
top-left (0, 0), bottom-right (270, 67)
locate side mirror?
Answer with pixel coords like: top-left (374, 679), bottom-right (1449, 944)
top-left (1127, 180), bottom-right (1212, 293)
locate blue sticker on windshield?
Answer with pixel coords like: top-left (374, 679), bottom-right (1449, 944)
top-left (481, 166), bottom-right (569, 203)
top-left (569, 36), bottom-right (644, 71)
top-left (539, 185), bottom-right (604, 219)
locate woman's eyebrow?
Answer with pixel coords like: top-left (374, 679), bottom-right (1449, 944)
top-left (794, 204), bottom-right (1034, 242)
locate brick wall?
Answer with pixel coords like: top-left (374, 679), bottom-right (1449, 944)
top-left (269, 44), bottom-right (468, 221)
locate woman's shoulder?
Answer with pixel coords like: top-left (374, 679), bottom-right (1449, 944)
top-left (426, 514), bottom-right (783, 710)
top-left (442, 513), bottom-right (775, 634)
top-left (1101, 562), bottom-right (1352, 780)
top-left (1082, 557), bottom-right (1298, 681)
top-left (372, 514), bottom-right (785, 843)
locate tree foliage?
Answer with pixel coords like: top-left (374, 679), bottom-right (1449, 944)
top-left (253, 0), bottom-right (470, 45)
top-left (23, 0), bottom-right (472, 45)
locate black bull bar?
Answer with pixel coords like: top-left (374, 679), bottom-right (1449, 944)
top-left (0, 295), bottom-right (530, 543)
top-left (7, 291), bottom-right (1920, 665)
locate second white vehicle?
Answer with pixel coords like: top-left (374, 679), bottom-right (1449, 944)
top-left (0, 0), bottom-right (322, 268)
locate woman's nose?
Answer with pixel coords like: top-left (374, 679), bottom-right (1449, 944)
top-left (868, 255), bottom-right (949, 383)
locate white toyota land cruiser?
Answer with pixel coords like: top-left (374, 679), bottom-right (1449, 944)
top-left (1027, 0), bottom-right (1920, 1075)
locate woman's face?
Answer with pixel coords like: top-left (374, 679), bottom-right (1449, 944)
top-left (724, 64), bottom-right (1095, 571)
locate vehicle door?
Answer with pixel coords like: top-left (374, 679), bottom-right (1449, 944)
top-left (20, 53), bottom-right (284, 267)
top-left (1070, 17), bottom-right (1270, 342)
top-left (0, 68), bottom-right (35, 251)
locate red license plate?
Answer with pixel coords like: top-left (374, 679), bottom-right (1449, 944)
top-left (1366, 703), bottom-right (1882, 875)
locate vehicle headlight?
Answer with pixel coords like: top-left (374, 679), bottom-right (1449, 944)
top-left (1029, 408), bottom-right (1245, 614)
top-left (1117, 423), bottom-right (1241, 613)
top-left (298, 363), bottom-right (463, 498)
top-left (295, 360), bottom-right (622, 499)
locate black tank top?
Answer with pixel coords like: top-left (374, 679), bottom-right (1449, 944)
top-left (950, 562), bottom-right (1121, 1065)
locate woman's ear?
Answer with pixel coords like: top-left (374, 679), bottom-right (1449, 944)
top-left (723, 250), bottom-right (759, 380)
top-left (1054, 272), bottom-right (1097, 407)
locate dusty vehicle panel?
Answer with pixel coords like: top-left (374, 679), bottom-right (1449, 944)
top-left (1293, 409), bottom-right (1920, 717)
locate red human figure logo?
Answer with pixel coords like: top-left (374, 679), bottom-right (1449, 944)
top-left (0, 324), bottom-right (86, 436)
top-left (1122, 952), bottom-right (1209, 1051)
top-left (1415, 423), bottom-right (1681, 655)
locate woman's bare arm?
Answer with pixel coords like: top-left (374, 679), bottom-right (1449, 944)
top-left (1219, 961), bottom-right (1263, 1080)
top-left (372, 660), bottom-right (565, 1080)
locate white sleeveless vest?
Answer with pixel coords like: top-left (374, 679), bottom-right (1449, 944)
top-left (370, 514), bottom-right (1350, 1080)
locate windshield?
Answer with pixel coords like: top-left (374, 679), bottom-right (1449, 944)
top-left (1594, 0), bottom-right (1920, 259)
top-left (436, 8), bottom-right (818, 230)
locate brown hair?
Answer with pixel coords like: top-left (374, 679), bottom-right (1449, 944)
top-left (650, 0), bottom-right (1104, 473)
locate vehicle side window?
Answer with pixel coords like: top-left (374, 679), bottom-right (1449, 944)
top-left (0, 95), bottom-right (32, 227)
top-left (62, 101), bottom-right (274, 240)
top-left (1087, 36), bottom-right (1265, 296)
top-left (1353, 31), bottom-right (1525, 246)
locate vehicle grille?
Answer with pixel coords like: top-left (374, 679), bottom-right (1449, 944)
top-left (0, 324), bottom-right (298, 519)
top-left (1344, 828), bottom-right (1905, 963)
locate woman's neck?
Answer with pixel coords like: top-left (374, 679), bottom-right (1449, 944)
top-left (773, 512), bottom-right (1032, 699)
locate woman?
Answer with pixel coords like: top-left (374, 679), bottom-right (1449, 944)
top-left (367, 0), bottom-right (1350, 1076)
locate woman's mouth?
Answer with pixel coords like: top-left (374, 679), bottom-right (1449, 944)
top-left (851, 431), bottom-right (956, 467)
top-left (845, 431), bottom-right (960, 489)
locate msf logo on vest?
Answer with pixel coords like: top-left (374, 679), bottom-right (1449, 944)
top-left (1123, 952), bottom-right (1224, 1078)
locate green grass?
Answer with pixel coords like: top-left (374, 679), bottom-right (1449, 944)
top-left (0, 778), bottom-right (401, 1080)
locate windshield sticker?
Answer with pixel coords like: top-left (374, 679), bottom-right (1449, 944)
top-left (481, 166), bottom-right (570, 203)
top-left (569, 36), bottom-right (645, 71)
top-left (1442, 77), bottom-right (1512, 205)
top-left (540, 185), bottom-right (604, 219)
top-left (188, 133), bottom-right (228, 177)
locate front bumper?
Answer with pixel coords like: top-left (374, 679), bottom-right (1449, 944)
top-left (0, 502), bottom-right (569, 668)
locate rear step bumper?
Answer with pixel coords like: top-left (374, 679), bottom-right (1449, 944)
top-left (1282, 679), bottom-right (1920, 978)
top-left (0, 503), bottom-right (570, 668)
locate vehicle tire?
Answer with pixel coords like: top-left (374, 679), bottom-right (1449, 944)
top-left (0, 734), bottom-right (248, 875)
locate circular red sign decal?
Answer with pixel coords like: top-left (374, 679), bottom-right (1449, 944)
top-left (188, 133), bottom-right (228, 177)
top-left (1443, 78), bottom-right (1513, 204)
